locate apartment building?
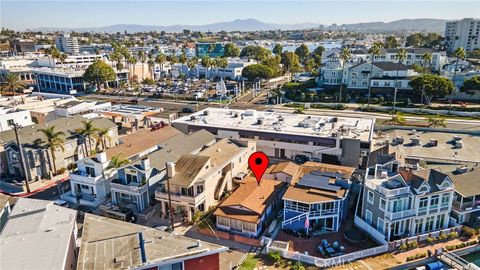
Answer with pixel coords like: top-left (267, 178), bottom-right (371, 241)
top-left (108, 129), bottom-right (216, 214)
top-left (0, 115), bottom-right (118, 181)
top-left (0, 198), bottom-right (78, 270)
top-left (360, 159), bottom-right (454, 242)
top-left (77, 214), bottom-right (227, 270)
top-left (281, 162), bottom-right (354, 233)
top-left (449, 166), bottom-right (480, 226)
top-left (345, 62), bottom-right (418, 91)
top-left (55, 33), bottom-right (80, 55)
top-left (214, 177), bottom-right (283, 238)
top-left (172, 108), bottom-right (375, 169)
top-left (155, 138), bottom-right (256, 221)
top-left (445, 18), bottom-right (480, 52)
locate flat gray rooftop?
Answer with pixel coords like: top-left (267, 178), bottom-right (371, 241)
top-left (174, 108), bottom-right (375, 141)
top-left (380, 129), bottom-right (480, 163)
top-left (77, 214), bottom-right (227, 270)
top-left (0, 198), bottom-right (77, 270)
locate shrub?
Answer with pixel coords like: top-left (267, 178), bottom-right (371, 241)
top-left (407, 240), bottom-right (418, 249)
top-left (439, 231), bottom-right (448, 241)
top-left (398, 243), bottom-right (408, 252)
top-left (56, 167), bottom-right (67, 175)
top-left (449, 231), bottom-right (459, 239)
top-left (426, 237), bottom-right (435, 244)
top-left (462, 226), bottom-right (476, 238)
top-left (290, 261), bottom-right (305, 270)
top-left (406, 252), bottom-right (427, 262)
top-left (268, 251), bottom-right (281, 263)
top-left (192, 211), bottom-right (205, 223)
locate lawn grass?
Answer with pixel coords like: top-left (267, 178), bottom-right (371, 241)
top-left (238, 254), bottom-right (260, 270)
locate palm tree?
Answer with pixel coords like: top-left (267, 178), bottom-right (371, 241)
top-left (76, 120), bottom-right (100, 156)
top-left (420, 52), bottom-right (432, 105)
top-left (129, 56), bottom-right (138, 82)
top-left (426, 114), bottom-right (447, 128)
top-left (385, 112), bottom-right (406, 126)
top-left (50, 47), bottom-right (61, 68)
top-left (201, 56), bottom-right (212, 81)
top-left (450, 47), bottom-right (466, 111)
top-left (147, 58), bottom-right (155, 80)
top-left (338, 48), bottom-right (351, 105)
top-left (108, 153), bottom-right (129, 169)
top-left (37, 126), bottom-right (66, 174)
top-left (179, 52), bottom-right (187, 77)
top-left (155, 53), bottom-right (166, 79)
top-left (187, 57), bottom-right (198, 78)
top-left (95, 128), bottom-right (112, 150)
top-left (0, 73), bottom-right (26, 96)
top-left (59, 53), bottom-right (68, 68)
top-left (215, 57), bottom-right (228, 79)
top-left (367, 42), bottom-right (383, 108)
top-left (138, 51), bottom-right (147, 81)
top-left (393, 48), bottom-right (407, 114)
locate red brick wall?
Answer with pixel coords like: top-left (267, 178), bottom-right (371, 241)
top-left (184, 253), bottom-right (220, 270)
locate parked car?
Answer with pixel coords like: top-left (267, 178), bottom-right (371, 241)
top-left (294, 154), bottom-right (310, 164)
top-left (182, 107), bottom-right (194, 113)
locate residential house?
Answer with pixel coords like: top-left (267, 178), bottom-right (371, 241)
top-left (448, 166), bottom-right (480, 226)
top-left (0, 198), bottom-right (78, 270)
top-left (77, 213), bottom-right (228, 270)
top-left (265, 161), bottom-right (301, 183)
top-left (108, 129), bottom-right (216, 215)
top-left (0, 107), bottom-right (34, 132)
top-left (214, 177), bottom-right (283, 238)
top-left (62, 126), bottom-right (184, 207)
top-left (282, 162), bottom-right (355, 233)
top-left (155, 138), bottom-right (256, 221)
top-left (360, 159), bottom-right (454, 242)
top-left (0, 115), bottom-right (118, 181)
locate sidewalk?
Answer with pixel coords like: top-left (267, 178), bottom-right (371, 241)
top-left (184, 225), bottom-right (252, 252)
top-left (0, 173), bottom-right (69, 197)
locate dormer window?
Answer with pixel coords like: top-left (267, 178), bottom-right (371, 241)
top-left (440, 181), bottom-right (451, 189)
top-left (419, 185), bottom-right (429, 193)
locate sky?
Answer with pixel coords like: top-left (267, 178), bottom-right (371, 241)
top-left (1, 0), bottom-right (479, 30)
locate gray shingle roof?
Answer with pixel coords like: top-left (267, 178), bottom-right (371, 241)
top-left (447, 167), bottom-right (480, 197)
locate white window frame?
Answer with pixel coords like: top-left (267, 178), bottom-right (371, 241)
top-left (367, 190), bottom-right (374, 204)
top-left (377, 218), bottom-right (385, 233)
top-left (379, 198), bottom-right (386, 211)
top-left (365, 209), bottom-right (373, 225)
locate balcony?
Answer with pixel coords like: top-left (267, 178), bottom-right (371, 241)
top-left (365, 181), bottom-right (410, 197)
top-left (70, 170), bottom-right (103, 184)
top-left (155, 189), bottom-right (206, 206)
top-left (309, 208), bottom-right (340, 218)
top-left (384, 208), bottom-right (416, 221)
top-left (452, 200), bottom-right (480, 212)
top-left (111, 179), bottom-right (148, 194)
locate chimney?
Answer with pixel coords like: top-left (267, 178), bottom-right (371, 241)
top-left (97, 151), bottom-right (107, 163)
top-left (141, 157), bottom-right (150, 170)
top-left (166, 162), bottom-right (175, 177)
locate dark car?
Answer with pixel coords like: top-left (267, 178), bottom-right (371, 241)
top-left (182, 107), bottom-right (194, 113)
top-left (294, 154), bottom-right (310, 164)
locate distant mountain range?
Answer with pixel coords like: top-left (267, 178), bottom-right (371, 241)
top-left (30, 18), bottom-right (448, 33)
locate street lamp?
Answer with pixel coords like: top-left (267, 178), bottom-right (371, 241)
top-left (10, 122), bottom-right (31, 193)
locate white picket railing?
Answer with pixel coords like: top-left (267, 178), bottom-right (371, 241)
top-left (282, 212), bottom-right (309, 227)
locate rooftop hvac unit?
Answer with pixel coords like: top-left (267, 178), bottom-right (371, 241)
top-left (257, 118), bottom-right (263, 125)
top-left (190, 115), bottom-right (197, 121)
top-left (361, 150), bottom-right (369, 157)
top-left (203, 110), bottom-right (209, 116)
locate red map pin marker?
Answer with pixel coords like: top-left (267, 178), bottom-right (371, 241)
top-left (248, 151), bottom-right (269, 185)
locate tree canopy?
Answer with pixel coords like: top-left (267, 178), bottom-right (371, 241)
top-left (384, 36), bottom-right (399, 48)
top-left (83, 59), bottom-right (116, 90)
top-left (406, 33), bottom-right (443, 48)
top-left (461, 75), bottom-right (480, 94)
top-left (240, 45), bottom-right (271, 61)
top-left (409, 74), bottom-right (454, 104)
top-left (281, 52), bottom-right (302, 73)
top-left (224, 43), bottom-right (240, 57)
top-left (295, 44), bottom-right (310, 62)
top-left (273, 44), bottom-right (283, 55)
top-left (241, 64), bottom-right (273, 81)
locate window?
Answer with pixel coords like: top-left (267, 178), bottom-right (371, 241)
top-left (9, 151), bottom-right (18, 162)
top-left (7, 119), bottom-right (14, 126)
top-left (441, 194), bottom-right (450, 207)
top-left (380, 198), bottom-right (386, 211)
top-left (120, 193), bottom-right (130, 199)
top-left (367, 191), bottom-right (374, 204)
top-left (436, 214), bottom-right (445, 229)
top-left (419, 197), bottom-right (428, 211)
top-left (126, 173), bottom-right (138, 184)
top-left (196, 185), bottom-right (204, 195)
top-left (377, 218), bottom-right (385, 233)
top-left (365, 210), bottom-right (373, 225)
top-left (243, 222), bottom-right (257, 233)
top-left (425, 216), bottom-right (434, 231)
top-left (430, 195), bottom-right (439, 208)
top-left (415, 218), bottom-right (424, 234)
top-left (85, 166), bottom-right (95, 177)
top-left (217, 216), bottom-right (229, 227)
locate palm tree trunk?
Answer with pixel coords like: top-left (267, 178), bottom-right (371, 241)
top-left (449, 59), bottom-right (459, 113)
top-left (367, 59), bottom-right (374, 108)
top-left (393, 63), bottom-right (400, 115)
top-left (50, 147), bottom-right (57, 175)
top-left (339, 64), bottom-right (345, 104)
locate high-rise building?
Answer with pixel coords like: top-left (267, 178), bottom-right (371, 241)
top-left (444, 18), bottom-right (480, 52)
top-left (55, 33), bottom-right (79, 55)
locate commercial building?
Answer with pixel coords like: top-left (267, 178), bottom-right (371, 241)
top-left (280, 162), bottom-right (354, 233)
top-left (0, 198), bottom-right (78, 270)
top-left (214, 177), bottom-right (283, 237)
top-left (359, 159), bottom-right (454, 242)
top-left (195, 42), bottom-right (225, 58)
top-left (195, 58), bottom-right (256, 80)
top-left (172, 108), bottom-right (375, 169)
top-left (156, 138), bottom-right (256, 221)
top-left (445, 18), bottom-right (480, 52)
top-left (77, 214), bottom-right (227, 270)
top-left (55, 33), bottom-right (80, 55)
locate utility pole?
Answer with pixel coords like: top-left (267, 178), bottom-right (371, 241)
top-left (11, 123), bottom-right (31, 193)
top-left (166, 177), bottom-right (175, 230)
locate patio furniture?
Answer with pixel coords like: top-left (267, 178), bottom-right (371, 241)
top-left (339, 246), bottom-right (345, 252)
top-left (332, 241), bottom-right (340, 249)
top-left (325, 247), bottom-right (335, 256)
top-left (321, 239), bottom-right (330, 248)
top-left (317, 246), bottom-right (326, 256)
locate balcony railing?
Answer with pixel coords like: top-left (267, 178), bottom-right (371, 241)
top-left (384, 208), bottom-right (416, 221)
top-left (111, 180), bottom-right (148, 194)
top-left (155, 190), bottom-right (206, 206)
top-left (70, 170), bottom-right (103, 184)
top-left (452, 200), bottom-right (480, 212)
top-left (365, 181), bottom-right (410, 197)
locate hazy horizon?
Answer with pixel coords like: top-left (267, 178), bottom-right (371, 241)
top-left (1, 1), bottom-right (479, 31)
